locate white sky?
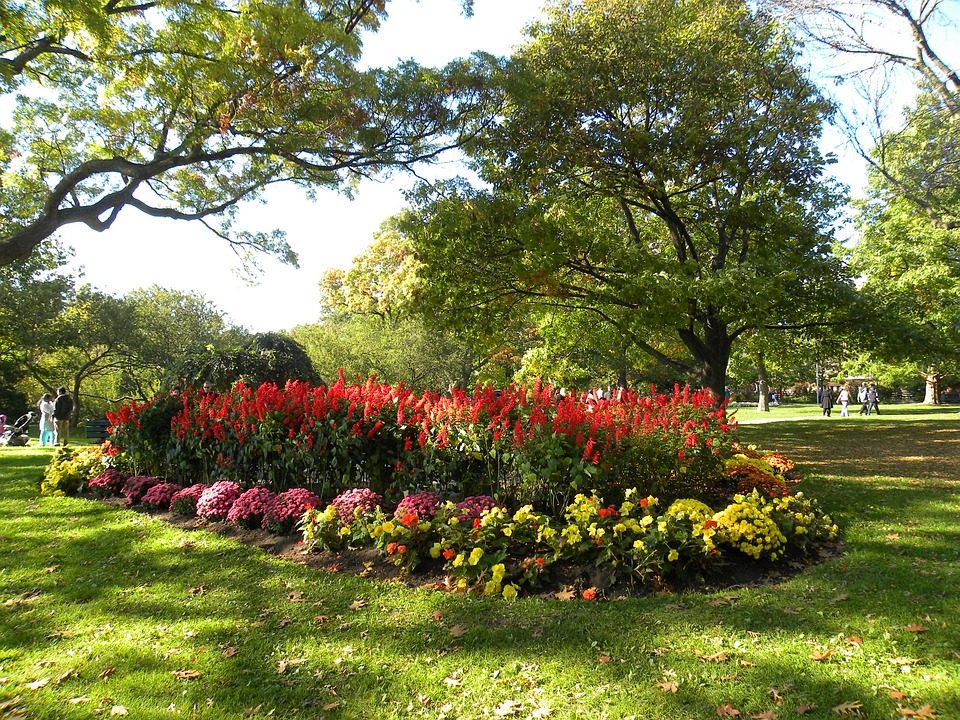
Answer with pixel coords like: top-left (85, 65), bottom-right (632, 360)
top-left (56, 0), bottom-right (870, 333)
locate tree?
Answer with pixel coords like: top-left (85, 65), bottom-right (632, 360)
top-left (401, 0), bottom-right (852, 399)
top-left (851, 178), bottom-right (960, 402)
top-left (766, 0), bottom-right (960, 228)
top-left (0, 0), bottom-right (499, 266)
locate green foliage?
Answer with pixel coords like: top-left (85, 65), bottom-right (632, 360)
top-left (1, 0), bottom-right (498, 266)
top-left (401, 0), bottom-right (852, 397)
top-left (40, 444), bottom-right (107, 496)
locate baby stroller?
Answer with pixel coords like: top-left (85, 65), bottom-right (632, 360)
top-left (0, 411), bottom-right (35, 446)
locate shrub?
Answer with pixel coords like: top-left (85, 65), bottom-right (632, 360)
top-left (141, 482), bottom-right (183, 511)
top-left (302, 502), bottom-right (374, 551)
top-left (227, 487), bottom-right (276, 529)
top-left (122, 476), bottom-right (163, 506)
top-left (41, 446), bottom-right (108, 496)
top-left (330, 487), bottom-right (382, 523)
top-left (88, 468), bottom-right (128, 498)
top-left (262, 487), bottom-right (321, 534)
top-left (197, 481), bottom-right (242, 520)
top-left (395, 491), bottom-right (442, 521)
top-left (170, 483), bottom-right (209, 516)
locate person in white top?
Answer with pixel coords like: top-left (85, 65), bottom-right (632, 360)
top-left (37, 393), bottom-right (56, 446)
top-left (837, 386), bottom-right (851, 417)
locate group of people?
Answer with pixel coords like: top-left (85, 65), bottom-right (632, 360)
top-left (36, 386), bottom-right (74, 446)
top-left (819, 383), bottom-right (880, 417)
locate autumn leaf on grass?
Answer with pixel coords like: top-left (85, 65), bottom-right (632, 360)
top-left (897, 705), bottom-right (938, 719)
top-left (795, 705), bottom-right (815, 715)
top-left (750, 711), bottom-right (778, 720)
top-left (43, 565), bottom-right (59, 573)
top-left (902, 624), bottom-right (930, 633)
top-left (25, 678), bottom-right (49, 690)
top-left (597, 655), bottom-right (612, 663)
top-left (188, 584), bottom-right (207, 596)
top-left (716, 704), bottom-right (741, 716)
top-left (844, 636), bottom-right (863, 647)
top-left (448, 624), bottom-right (468, 638)
top-left (555, 589), bottom-right (577, 601)
top-left (655, 680), bottom-right (679, 693)
top-left (432, 610), bottom-right (444, 622)
top-left (287, 591), bottom-right (306, 603)
top-left (110, 706), bottom-right (128, 716)
top-left (444, 671), bottom-right (462, 687)
top-left (222, 647), bottom-right (239, 658)
top-left (348, 599), bottom-right (366, 611)
top-left (276, 658), bottom-right (307, 674)
top-left (531, 704), bottom-right (553, 718)
top-left (172, 670), bottom-right (202, 680)
top-left (493, 699), bottom-right (523, 716)
top-left (809, 648), bottom-right (834, 661)
top-left (98, 667), bottom-right (116, 680)
top-left (831, 700), bottom-right (863, 717)
top-left (701, 651), bottom-right (729, 663)
top-left (829, 594), bottom-right (849, 604)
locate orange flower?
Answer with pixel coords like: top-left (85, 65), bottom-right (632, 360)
top-left (386, 542), bottom-right (397, 555)
top-left (582, 587), bottom-right (597, 601)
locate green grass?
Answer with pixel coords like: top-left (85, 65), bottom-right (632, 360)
top-left (1, 406), bottom-right (958, 719)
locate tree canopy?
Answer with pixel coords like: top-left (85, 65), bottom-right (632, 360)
top-left (401, 0), bottom-right (853, 398)
top-left (0, 0), bottom-right (498, 266)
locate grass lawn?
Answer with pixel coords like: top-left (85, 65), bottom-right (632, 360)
top-left (1, 405), bottom-right (958, 719)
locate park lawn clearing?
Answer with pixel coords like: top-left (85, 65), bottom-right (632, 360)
top-left (1, 406), bottom-right (958, 720)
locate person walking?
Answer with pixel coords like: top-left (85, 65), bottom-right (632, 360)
top-left (866, 384), bottom-right (880, 416)
top-left (857, 384), bottom-right (869, 415)
top-left (53, 386), bottom-right (74, 446)
top-left (37, 393), bottom-right (56, 446)
top-left (837, 385), bottom-right (851, 417)
top-left (820, 386), bottom-right (834, 416)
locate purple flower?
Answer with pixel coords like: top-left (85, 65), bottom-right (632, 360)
top-left (395, 491), bottom-right (442, 521)
top-left (170, 483), bottom-right (209, 516)
top-left (227, 487), bottom-right (276, 529)
top-left (196, 481), bottom-right (243, 520)
top-left (122, 476), bottom-right (163, 506)
top-left (262, 487), bottom-right (321, 534)
top-left (88, 469), bottom-right (127, 498)
top-left (330, 488), bottom-right (382, 523)
top-left (455, 495), bottom-right (497, 522)
top-left (141, 482), bottom-right (183, 511)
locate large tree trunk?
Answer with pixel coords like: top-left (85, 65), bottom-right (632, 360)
top-left (756, 350), bottom-right (770, 412)
top-left (678, 310), bottom-right (731, 406)
top-left (922, 366), bottom-right (941, 404)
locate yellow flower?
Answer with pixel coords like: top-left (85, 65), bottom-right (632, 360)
top-left (640, 515), bottom-right (654, 528)
top-left (491, 563), bottom-right (506, 581)
top-left (468, 547), bottom-right (484, 565)
top-left (502, 584), bottom-right (518, 600)
top-left (381, 521), bottom-right (395, 534)
top-left (453, 553), bottom-right (465, 568)
top-left (667, 549), bottom-right (679, 562)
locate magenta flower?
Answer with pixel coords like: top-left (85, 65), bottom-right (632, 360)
top-left (196, 481), bottom-right (243, 520)
top-left (141, 482), bottom-right (183, 511)
top-left (227, 487), bottom-right (276, 529)
top-left (262, 487), bottom-right (321, 534)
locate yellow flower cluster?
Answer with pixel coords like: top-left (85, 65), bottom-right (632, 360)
top-left (724, 454), bottom-right (776, 478)
top-left (666, 498), bottom-right (714, 524)
top-left (713, 492), bottom-right (787, 560)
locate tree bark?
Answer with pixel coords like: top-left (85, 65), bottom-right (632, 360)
top-left (922, 365), bottom-right (941, 404)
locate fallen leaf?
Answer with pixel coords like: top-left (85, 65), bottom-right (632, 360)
top-left (531, 704), bottom-right (553, 718)
top-left (702, 651), bottom-right (729, 663)
top-left (555, 589), bottom-right (576, 601)
top-left (177, 538), bottom-right (196, 550)
top-left (43, 565), bottom-right (59, 573)
top-left (597, 655), bottom-right (612, 663)
top-left (830, 594), bottom-right (849, 604)
top-left (172, 670), bottom-right (202, 680)
top-left (795, 705), bottom-right (814, 715)
top-left (25, 678), bottom-right (49, 690)
top-left (97, 667), bottom-right (116, 680)
top-left (655, 680), bottom-right (679, 693)
top-left (831, 700), bottom-right (863, 716)
top-left (222, 647), bottom-right (239, 657)
top-left (348, 599), bottom-right (366, 611)
top-left (888, 690), bottom-right (909, 700)
top-left (110, 706), bottom-right (128, 716)
top-left (845, 636), bottom-right (863, 647)
top-left (448, 624), bottom-right (468, 638)
top-left (68, 697), bottom-right (91, 704)
top-left (287, 591), bottom-right (305, 603)
top-left (188, 585), bottom-right (207, 596)
top-left (885, 533), bottom-right (900, 540)
top-left (716, 704), bottom-right (741, 716)
top-left (897, 705), bottom-right (938, 719)
top-left (810, 649), bottom-right (834, 661)
top-left (322, 702), bottom-right (341, 711)
top-left (493, 699), bottom-right (523, 716)
top-left (243, 704), bottom-right (262, 716)
top-left (903, 624), bottom-right (930, 633)
top-left (750, 712), bottom-right (778, 720)
top-left (782, 607), bottom-right (801, 615)
top-left (432, 611), bottom-right (444, 621)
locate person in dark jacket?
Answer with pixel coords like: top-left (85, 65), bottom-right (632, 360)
top-left (53, 386), bottom-right (74, 446)
top-left (866, 385), bottom-right (880, 416)
top-left (820, 386), bottom-right (834, 417)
